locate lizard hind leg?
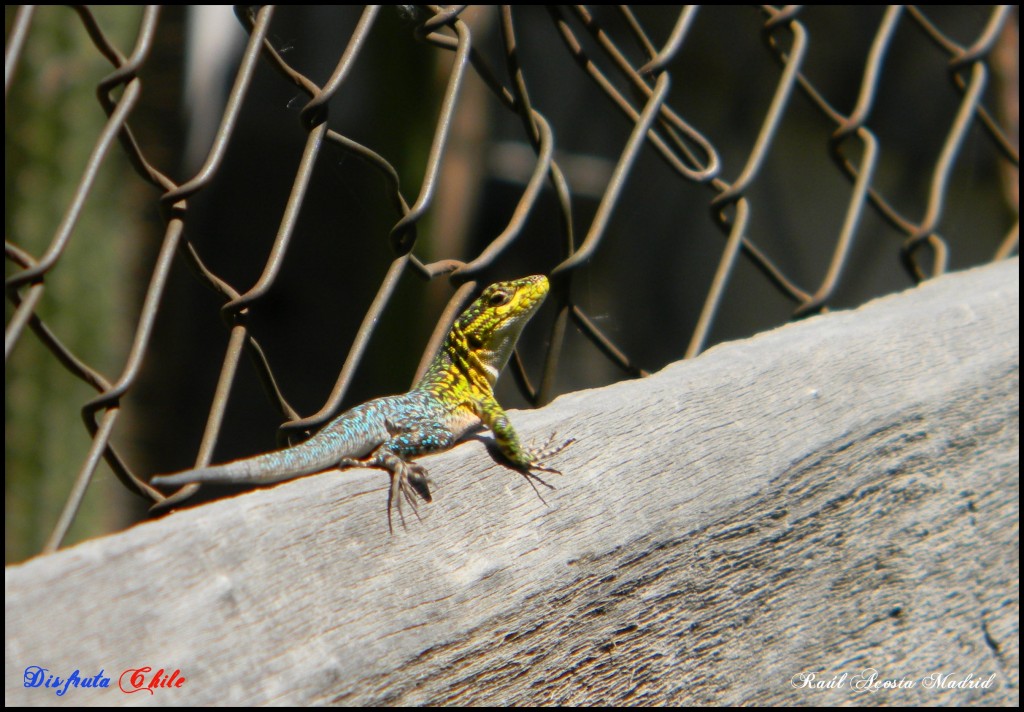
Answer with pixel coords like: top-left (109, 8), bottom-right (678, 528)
top-left (369, 451), bottom-right (433, 534)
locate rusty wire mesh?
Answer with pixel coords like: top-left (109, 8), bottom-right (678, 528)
top-left (5, 5), bottom-right (1019, 560)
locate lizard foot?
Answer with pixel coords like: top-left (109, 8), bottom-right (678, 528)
top-left (351, 452), bottom-right (434, 533)
top-left (514, 433), bottom-right (574, 503)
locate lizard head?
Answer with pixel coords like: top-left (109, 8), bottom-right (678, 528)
top-left (456, 275), bottom-right (550, 384)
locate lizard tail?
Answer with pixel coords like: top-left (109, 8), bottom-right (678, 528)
top-left (150, 439), bottom-right (342, 488)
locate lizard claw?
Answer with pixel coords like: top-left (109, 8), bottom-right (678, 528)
top-left (387, 461), bottom-right (433, 534)
top-left (526, 433), bottom-right (575, 474)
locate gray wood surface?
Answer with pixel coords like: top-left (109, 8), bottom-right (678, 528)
top-left (6, 258), bottom-right (1019, 706)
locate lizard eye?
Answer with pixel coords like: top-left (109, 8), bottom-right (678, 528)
top-left (488, 290), bottom-right (511, 307)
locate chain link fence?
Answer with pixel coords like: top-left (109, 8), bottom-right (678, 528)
top-left (5, 5), bottom-right (1018, 561)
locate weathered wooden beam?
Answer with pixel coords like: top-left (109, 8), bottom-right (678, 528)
top-left (6, 258), bottom-right (1018, 705)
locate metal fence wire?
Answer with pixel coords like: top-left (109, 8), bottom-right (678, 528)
top-left (5, 5), bottom-right (1019, 560)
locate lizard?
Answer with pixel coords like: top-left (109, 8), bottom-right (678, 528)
top-left (150, 274), bottom-right (572, 530)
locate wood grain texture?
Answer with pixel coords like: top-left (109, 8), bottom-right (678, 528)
top-left (6, 258), bottom-right (1018, 706)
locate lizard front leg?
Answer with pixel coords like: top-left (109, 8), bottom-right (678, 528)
top-left (471, 397), bottom-right (573, 485)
